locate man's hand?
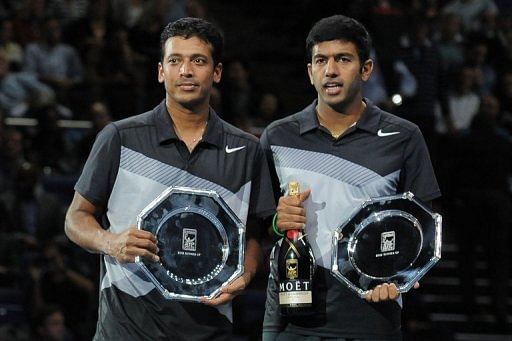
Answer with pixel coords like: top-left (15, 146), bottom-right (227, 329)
top-left (201, 271), bottom-right (253, 306)
top-left (106, 227), bottom-right (159, 263)
top-left (365, 282), bottom-right (420, 303)
top-left (276, 189), bottom-right (311, 232)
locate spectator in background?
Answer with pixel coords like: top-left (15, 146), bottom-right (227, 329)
top-left (31, 305), bottom-right (75, 341)
top-left (77, 101), bottom-right (112, 164)
top-left (0, 51), bottom-right (55, 117)
top-left (464, 38), bottom-right (497, 95)
top-left (29, 101), bottom-right (74, 172)
top-left (0, 162), bottom-right (66, 242)
top-left (47, 0), bottom-right (89, 26)
top-left (0, 128), bottom-right (28, 192)
top-left (12, 0), bottom-right (50, 46)
top-left (110, 0), bottom-right (144, 29)
top-left (479, 92), bottom-right (510, 137)
top-left (83, 27), bottom-right (145, 119)
top-left (435, 65), bottom-right (480, 135)
top-left (221, 58), bottom-right (261, 130)
top-left (434, 13), bottom-right (466, 73)
top-left (253, 92), bottom-right (282, 130)
top-left (0, 18), bottom-right (24, 71)
top-left (442, 0), bottom-right (499, 33)
top-left (24, 17), bottom-right (83, 109)
top-left (32, 241), bottom-right (95, 339)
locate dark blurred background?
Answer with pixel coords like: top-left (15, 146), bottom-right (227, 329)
top-left (0, 0), bottom-right (511, 340)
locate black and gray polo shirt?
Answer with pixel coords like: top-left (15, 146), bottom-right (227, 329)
top-left (261, 99), bottom-right (441, 339)
top-left (75, 100), bottom-right (275, 340)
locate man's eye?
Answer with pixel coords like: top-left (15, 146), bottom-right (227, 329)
top-left (338, 56), bottom-right (351, 63)
top-left (169, 58), bottom-right (179, 64)
top-left (315, 59), bottom-right (326, 65)
top-left (194, 58), bottom-right (206, 64)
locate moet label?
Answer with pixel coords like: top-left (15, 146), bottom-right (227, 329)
top-left (286, 258), bottom-right (298, 279)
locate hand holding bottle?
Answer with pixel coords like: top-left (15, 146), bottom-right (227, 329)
top-left (275, 187), bottom-right (311, 233)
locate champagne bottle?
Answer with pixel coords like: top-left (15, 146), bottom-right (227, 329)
top-left (277, 181), bottom-right (316, 317)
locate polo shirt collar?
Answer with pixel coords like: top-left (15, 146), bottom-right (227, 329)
top-left (356, 98), bottom-right (382, 134)
top-left (153, 99), bottom-right (224, 148)
top-left (297, 100), bottom-right (320, 135)
top-left (297, 98), bottom-right (382, 135)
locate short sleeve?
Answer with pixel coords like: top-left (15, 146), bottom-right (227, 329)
top-left (74, 123), bottom-right (121, 209)
top-left (248, 143), bottom-right (276, 220)
top-left (399, 127), bottom-right (441, 202)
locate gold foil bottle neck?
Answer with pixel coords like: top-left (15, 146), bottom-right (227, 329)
top-left (288, 181), bottom-right (300, 198)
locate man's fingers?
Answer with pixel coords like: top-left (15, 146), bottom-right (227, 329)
top-left (201, 293), bottom-right (232, 306)
top-left (388, 283), bottom-right (399, 300)
top-left (366, 283), bottom-right (400, 302)
top-left (118, 246), bottom-right (159, 263)
top-left (276, 204), bottom-right (306, 217)
top-left (299, 188), bottom-right (311, 202)
top-left (413, 282), bottom-right (420, 289)
top-left (126, 227), bottom-right (157, 241)
top-left (132, 238), bottom-right (159, 254)
top-left (371, 286), bottom-right (380, 302)
top-left (221, 276), bottom-right (247, 295)
top-left (379, 283), bottom-right (389, 301)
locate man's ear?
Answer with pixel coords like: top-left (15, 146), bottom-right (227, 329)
top-left (158, 62), bottom-right (164, 83)
top-left (361, 59), bottom-right (373, 81)
top-left (213, 62), bottom-right (223, 84)
top-left (307, 63), bottom-right (314, 85)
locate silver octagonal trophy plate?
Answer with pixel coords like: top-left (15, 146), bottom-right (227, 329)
top-left (331, 192), bottom-right (441, 298)
top-left (135, 187), bottom-right (245, 302)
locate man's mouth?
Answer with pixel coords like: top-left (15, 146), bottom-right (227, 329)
top-left (323, 82), bottom-right (342, 95)
top-left (177, 82), bottom-right (199, 91)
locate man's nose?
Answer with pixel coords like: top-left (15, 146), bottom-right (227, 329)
top-left (325, 58), bottom-right (338, 77)
top-left (180, 61), bottom-right (192, 77)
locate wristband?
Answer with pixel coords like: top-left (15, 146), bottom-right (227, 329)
top-left (272, 213), bottom-right (284, 237)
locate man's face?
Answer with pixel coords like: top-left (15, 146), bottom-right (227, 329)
top-left (158, 36), bottom-right (222, 110)
top-left (41, 311), bottom-right (66, 341)
top-left (307, 40), bottom-right (371, 112)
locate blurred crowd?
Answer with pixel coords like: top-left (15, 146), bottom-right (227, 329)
top-left (0, 0), bottom-right (511, 340)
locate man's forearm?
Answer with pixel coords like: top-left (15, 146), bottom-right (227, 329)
top-left (244, 237), bottom-right (262, 281)
top-left (65, 208), bottom-right (112, 255)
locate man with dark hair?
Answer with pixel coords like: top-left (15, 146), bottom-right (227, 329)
top-left (262, 15), bottom-right (440, 340)
top-left (65, 17), bottom-right (275, 340)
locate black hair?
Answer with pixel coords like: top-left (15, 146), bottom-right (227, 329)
top-left (306, 15), bottom-right (372, 64)
top-left (160, 17), bottom-right (224, 66)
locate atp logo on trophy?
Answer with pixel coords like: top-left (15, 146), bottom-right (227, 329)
top-left (381, 231), bottom-right (396, 253)
top-left (182, 228), bottom-right (197, 251)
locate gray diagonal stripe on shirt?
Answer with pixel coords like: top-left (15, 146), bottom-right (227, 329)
top-left (271, 145), bottom-right (382, 187)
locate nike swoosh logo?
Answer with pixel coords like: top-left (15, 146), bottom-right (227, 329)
top-left (225, 145), bottom-right (246, 153)
top-left (377, 129), bottom-right (400, 137)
